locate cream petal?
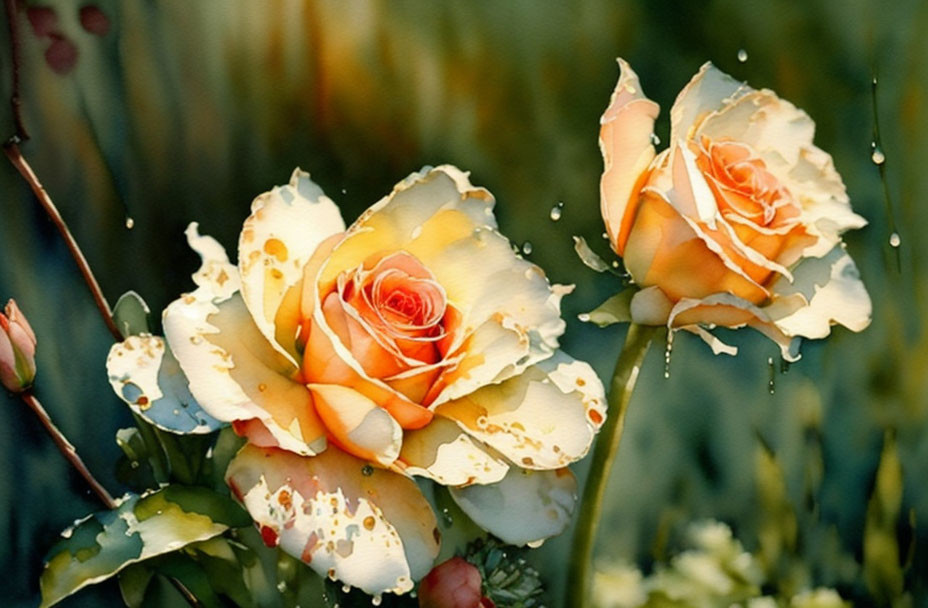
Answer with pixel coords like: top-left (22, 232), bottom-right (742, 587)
top-left (667, 293), bottom-right (801, 361)
top-left (769, 246), bottom-right (872, 339)
top-left (239, 169), bottom-right (346, 361)
top-left (669, 62), bottom-right (749, 143)
top-left (397, 415), bottom-right (509, 486)
top-left (435, 351), bottom-right (605, 470)
top-left (449, 466), bottom-right (578, 546)
top-left (226, 444), bottom-right (440, 595)
top-left (106, 334), bottom-right (221, 434)
top-left (309, 384), bottom-right (402, 466)
top-left (185, 223), bottom-right (240, 299)
top-left (164, 289), bottom-right (326, 456)
top-left (600, 58), bottom-right (660, 254)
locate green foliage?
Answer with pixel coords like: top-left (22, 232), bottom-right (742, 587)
top-left (585, 290), bottom-right (636, 327)
top-left (466, 537), bottom-right (546, 607)
top-left (112, 291), bottom-right (154, 338)
top-left (39, 485), bottom-right (250, 607)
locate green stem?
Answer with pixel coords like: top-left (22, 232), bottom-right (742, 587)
top-left (565, 323), bottom-right (657, 608)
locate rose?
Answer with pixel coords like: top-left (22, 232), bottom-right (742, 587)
top-left (599, 59), bottom-right (871, 359)
top-left (0, 299), bottom-right (37, 393)
top-left (149, 166), bottom-right (604, 596)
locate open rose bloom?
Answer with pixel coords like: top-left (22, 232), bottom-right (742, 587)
top-left (600, 59), bottom-right (871, 359)
top-left (123, 166), bottom-right (604, 595)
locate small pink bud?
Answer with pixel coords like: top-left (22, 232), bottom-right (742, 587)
top-left (0, 299), bottom-right (38, 393)
top-left (418, 557), bottom-right (495, 608)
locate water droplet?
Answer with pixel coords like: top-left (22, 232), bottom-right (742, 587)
top-left (361, 464), bottom-right (374, 476)
top-left (340, 188), bottom-right (347, 195)
top-left (371, 595), bottom-right (382, 606)
top-left (611, 260), bottom-right (620, 268)
top-left (871, 148), bottom-right (886, 165)
top-left (577, 312), bottom-right (591, 322)
top-left (889, 232), bottom-right (901, 248)
top-left (440, 508), bottom-right (454, 528)
top-left (549, 201), bottom-right (564, 221)
top-left (342, 584), bottom-right (351, 593)
top-left (125, 216), bottom-right (135, 229)
top-left (602, 232), bottom-right (609, 240)
top-left (767, 357), bottom-right (776, 395)
top-left (277, 581), bottom-right (287, 593)
top-left (650, 133), bottom-right (661, 146)
top-left (130, 460), bottom-right (140, 469)
top-left (521, 241), bottom-right (533, 255)
top-left (737, 49), bottom-right (748, 63)
top-left (663, 332), bottom-right (674, 379)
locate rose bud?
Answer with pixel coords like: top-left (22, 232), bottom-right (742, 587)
top-left (0, 299), bottom-right (38, 393)
top-left (418, 557), bottom-right (495, 608)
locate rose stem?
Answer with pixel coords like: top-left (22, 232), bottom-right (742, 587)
top-left (2, 142), bottom-right (124, 342)
top-left (565, 323), bottom-right (657, 608)
top-left (870, 73), bottom-right (900, 272)
top-left (20, 390), bottom-right (117, 507)
top-left (3, 0), bottom-right (28, 141)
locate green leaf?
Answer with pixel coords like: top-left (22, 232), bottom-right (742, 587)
top-left (583, 289), bottom-right (635, 327)
top-left (572, 236), bottom-right (611, 273)
top-left (39, 486), bottom-right (250, 608)
top-left (113, 291), bottom-right (153, 338)
top-left (863, 431), bottom-right (905, 603)
top-left (118, 564), bottom-right (154, 608)
top-left (208, 426), bottom-right (247, 492)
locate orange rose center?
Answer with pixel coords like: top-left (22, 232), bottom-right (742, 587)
top-left (697, 136), bottom-right (800, 229)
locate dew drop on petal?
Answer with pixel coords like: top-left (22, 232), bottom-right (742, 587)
top-left (549, 201), bottom-right (564, 221)
top-left (871, 148), bottom-right (886, 165)
top-left (125, 216), bottom-right (135, 229)
top-left (521, 241), bottom-right (533, 255)
top-left (889, 232), bottom-right (901, 248)
top-left (737, 48), bottom-right (748, 63)
top-left (371, 595), bottom-right (382, 606)
top-left (361, 464), bottom-right (374, 476)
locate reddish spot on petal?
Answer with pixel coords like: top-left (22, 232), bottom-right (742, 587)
top-left (588, 409), bottom-right (603, 425)
top-left (227, 478), bottom-right (244, 502)
top-left (27, 7), bottom-right (58, 38)
top-left (44, 35), bottom-right (78, 75)
top-left (260, 524), bottom-right (279, 547)
top-left (79, 5), bottom-right (110, 36)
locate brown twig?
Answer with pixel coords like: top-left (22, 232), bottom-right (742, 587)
top-left (20, 390), bottom-right (116, 508)
top-left (3, 141), bottom-right (123, 341)
top-left (3, 0), bottom-right (28, 140)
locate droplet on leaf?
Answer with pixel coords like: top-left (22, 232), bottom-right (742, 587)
top-left (737, 49), bottom-right (748, 63)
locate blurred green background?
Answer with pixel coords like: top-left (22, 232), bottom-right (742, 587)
top-left (1, 0), bottom-right (926, 606)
